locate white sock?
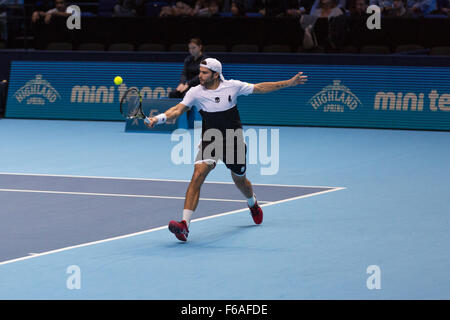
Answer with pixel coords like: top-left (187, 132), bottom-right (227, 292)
top-left (182, 209), bottom-right (194, 226)
top-left (247, 194), bottom-right (256, 207)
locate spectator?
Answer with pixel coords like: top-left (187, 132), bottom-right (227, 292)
top-left (349, 0), bottom-right (369, 16)
top-left (385, 0), bottom-right (414, 16)
top-left (113, 0), bottom-right (144, 17)
top-left (301, 0), bottom-right (346, 51)
top-left (310, 0), bottom-right (344, 17)
top-left (31, 0), bottom-right (70, 25)
top-left (230, 0), bottom-right (246, 16)
top-left (159, 1), bottom-right (197, 17)
top-left (309, 0), bottom-right (346, 14)
top-left (196, 0), bottom-right (222, 16)
top-left (168, 38), bottom-right (209, 99)
top-left (369, 0), bottom-right (394, 15)
top-left (406, 0), bottom-right (437, 15)
top-left (193, 0), bottom-right (209, 15)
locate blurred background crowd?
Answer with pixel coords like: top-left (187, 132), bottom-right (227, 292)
top-left (0, 0), bottom-right (449, 53)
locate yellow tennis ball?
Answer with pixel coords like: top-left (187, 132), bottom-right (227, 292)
top-left (114, 76), bottom-right (123, 85)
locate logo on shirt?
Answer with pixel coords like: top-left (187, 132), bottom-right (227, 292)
top-left (228, 95), bottom-right (231, 102)
top-left (215, 97), bottom-right (220, 103)
top-left (308, 80), bottom-right (362, 112)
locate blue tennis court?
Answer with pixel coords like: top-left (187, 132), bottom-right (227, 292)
top-left (0, 119), bottom-right (449, 299)
top-left (0, 172), bottom-right (340, 262)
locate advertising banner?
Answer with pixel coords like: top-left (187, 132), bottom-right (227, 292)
top-left (6, 61), bottom-right (450, 130)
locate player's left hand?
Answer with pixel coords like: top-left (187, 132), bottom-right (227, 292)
top-left (290, 72), bottom-right (308, 86)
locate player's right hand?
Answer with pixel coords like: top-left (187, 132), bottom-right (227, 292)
top-left (145, 117), bottom-right (158, 128)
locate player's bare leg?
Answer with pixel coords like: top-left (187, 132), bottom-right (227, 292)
top-left (184, 161), bottom-right (215, 212)
top-left (231, 172), bottom-right (263, 224)
top-left (168, 161), bottom-right (215, 241)
top-left (231, 172), bottom-right (253, 199)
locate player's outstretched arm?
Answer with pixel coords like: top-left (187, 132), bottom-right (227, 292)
top-left (253, 72), bottom-right (308, 94)
top-left (145, 103), bottom-right (189, 128)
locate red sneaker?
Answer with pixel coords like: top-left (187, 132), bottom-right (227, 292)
top-left (249, 202), bottom-right (263, 225)
top-left (168, 220), bottom-right (189, 242)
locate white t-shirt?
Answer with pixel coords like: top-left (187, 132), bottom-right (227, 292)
top-left (180, 79), bottom-right (254, 113)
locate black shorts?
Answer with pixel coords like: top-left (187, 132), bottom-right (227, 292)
top-left (195, 106), bottom-right (247, 175)
top-left (194, 134), bottom-right (247, 176)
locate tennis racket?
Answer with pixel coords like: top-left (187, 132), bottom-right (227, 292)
top-left (119, 87), bottom-right (150, 124)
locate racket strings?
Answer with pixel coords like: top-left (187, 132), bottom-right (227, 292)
top-left (122, 90), bottom-right (144, 119)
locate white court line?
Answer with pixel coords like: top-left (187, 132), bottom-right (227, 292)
top-left (0, 172), bottom-right (339, 189)
top-left (0, 187), bottom-right (345, 266)
top-left (0, 188), bottom-right (271, 204)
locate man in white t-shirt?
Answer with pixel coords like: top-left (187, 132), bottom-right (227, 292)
top-left (146, 58), bottom-right (308, 242)
top-left (31, 0), bottom-right (70, 25)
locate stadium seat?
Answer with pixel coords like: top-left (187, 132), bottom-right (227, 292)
top-left (204, 44), bottom-right (227, 52)
top-left (429, 46), bottom-right (450, 56)
top-left (339, 46), bottom-right (359, 54)
top-left (395, 44), bottom-right (426, 54)
top-left (262, 45), bottom-right (292, 53)
top-left (230, 44), bottom-right (259, 52)
top-left (78, 42), bottom-right (105, 51)
top-left (108, 43), bottom-right (135, 51)
top-left (297, 46), bottom-right (325, 53)
top-left (46, 42), bottom-right (73, 50)
top-left (360, 45), bottom-right (390, 54)
top-left (137, 43), bottom-right (166, 51)
top-left (169, 43), bottom-right (187, 52)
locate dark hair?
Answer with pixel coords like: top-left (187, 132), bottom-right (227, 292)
top-left (189, 38), bottom-right (203, 47)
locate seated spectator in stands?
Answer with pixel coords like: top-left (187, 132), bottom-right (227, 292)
top-left (310, 0), bottom-right (344, 17)
top-left (196, 0), bottom-right (222, 16)
top-left (113, 0), bottom-right (144, 17)
top-left (230, 0), bottom-right (246, 16)
top-left (436, 0), bottom-right (449, 14)
top-left (31, 0), bottom-right (70, 24)
top-left (302, 0), bottom-right (346, 51)
top-left (159, 1), bottom-right (197, 17)
top-left (193, 0), bottom-right (209, 15)
top-left (385, 0), bottom-right (414, 16)
top-left (369, 0), bottom-right (394, 15)
top-left (348, 0), bottom-right (369, 17)
top-left (309, 0), bottom-right (346, 14)
top-left (406, 0), bottom-right (437, 15)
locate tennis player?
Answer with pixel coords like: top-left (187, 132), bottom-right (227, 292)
top-left (146, 58), bottom-right (308, 241)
